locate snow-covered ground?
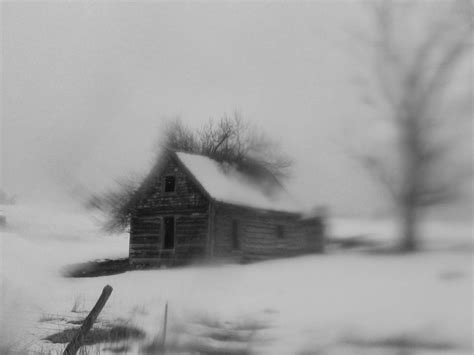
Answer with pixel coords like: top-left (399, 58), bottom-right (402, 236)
top-left (0, 204), bottom-right (472, 354)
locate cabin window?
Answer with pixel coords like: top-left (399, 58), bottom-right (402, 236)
top-left (164, 176), bottom-right (176, 192)
top-left (232, 220), bottom-right (240, 250)
top-left (163, 216), bottom-right (175, 249)
top-left (276, 225), bottom-right (284, 239)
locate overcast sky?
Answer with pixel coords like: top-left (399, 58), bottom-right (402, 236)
top-left (1, 1), bottom-right (471, 217)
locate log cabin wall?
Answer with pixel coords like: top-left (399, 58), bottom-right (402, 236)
top-left (212, 203), bottom-right (324, 262)
top-left (211, 203), bottom-right (243, 261)
top-left (129, 156), bottom-right (210, 266)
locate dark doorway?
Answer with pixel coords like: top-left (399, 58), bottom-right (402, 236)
top-left (163, 216), bottom-right (175, 249)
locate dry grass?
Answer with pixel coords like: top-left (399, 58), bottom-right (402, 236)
top-left (140, 311), bottom-right (273, 355)
top-left (71, 294), bottom-right (86, 313)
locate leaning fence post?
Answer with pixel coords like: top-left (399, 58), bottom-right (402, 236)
top-left (63, 285), bottom-right (113, 355)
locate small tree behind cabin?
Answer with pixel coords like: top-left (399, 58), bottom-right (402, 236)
top-left (357, 0), bottom-right (472, 251)
top-left (162, 113), bottom-right (293, 182)
top-left (92, 113), bottom-right (293, 233)
top-left (87, 176), bottom-right (140, 233)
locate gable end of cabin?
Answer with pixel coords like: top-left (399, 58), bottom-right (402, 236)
top-left (129, 154), bottom-right (212, 266)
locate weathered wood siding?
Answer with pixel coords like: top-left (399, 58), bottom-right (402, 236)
top-left (212, 203), bottom-right (324, 262)
top-left (129, 156), bottom-right (210, 265)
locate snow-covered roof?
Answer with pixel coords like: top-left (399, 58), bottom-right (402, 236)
top-left (175, 152), bottom-right (303, 213)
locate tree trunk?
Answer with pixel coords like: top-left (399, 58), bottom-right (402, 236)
top-left (400, 204), bottom-right (418, 252)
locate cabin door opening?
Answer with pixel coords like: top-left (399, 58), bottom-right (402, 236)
top-left (163, 216), bottom-right (175, 250)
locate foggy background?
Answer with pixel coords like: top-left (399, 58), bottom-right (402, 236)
top-left (1, 3), bottom-right (473, 354)
top-left (1, 1), bottom-right (471, 218)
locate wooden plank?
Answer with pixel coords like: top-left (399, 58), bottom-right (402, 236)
top-left (131, 236), bottom-right (159, 242)
top-left (131, 232), bottom-right (160, 237)
top-left (130, 258), bottom-right (160, 265)
top-left (130, 244), bottom-right (159, 250)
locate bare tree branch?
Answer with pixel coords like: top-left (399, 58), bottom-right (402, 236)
top-left (358, 154), bottom-right (400, 201)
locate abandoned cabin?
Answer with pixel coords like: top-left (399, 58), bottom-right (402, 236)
top-left (129, 150), bottom-right (324, 266)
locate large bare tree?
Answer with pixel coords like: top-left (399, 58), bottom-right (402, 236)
top-left (358, 0), bottom-right (472, 251)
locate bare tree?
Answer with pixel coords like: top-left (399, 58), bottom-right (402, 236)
top-left (161, 112), bottom-right (293, 182)
top-left (358, 0), bottom-right (472, 251)
top-left (86, 175), bottom-right (143, 233)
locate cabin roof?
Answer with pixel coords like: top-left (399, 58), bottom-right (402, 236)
top-left (174, 151), bottom-right (303, 213)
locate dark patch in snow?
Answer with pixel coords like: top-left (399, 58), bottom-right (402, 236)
top-left (102, 343), bottom-right (132, 353)
top-left (62, 258), bottom-right (130, 278)
top-left (62, 257), bottom-right (202, 277)
top-left (263, 308), bottom-right (279, 314)
top-left (67, 319), bottom-right (85, 325)
top-left (326, 234), bottom-right (384, 251)
top-left (44, 324), bottom-right (145, 345)
top-left (439, 269), bottom-right (465, 281)
top-left (343, 333), bottom-right (457, 351)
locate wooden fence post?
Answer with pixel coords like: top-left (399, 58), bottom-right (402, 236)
top-left (161, 302), bottom-right (168, 354)
top-left (63, 285), bottom-right (113, 355)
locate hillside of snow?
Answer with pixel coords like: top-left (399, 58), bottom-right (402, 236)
top-left (0, 204), bottom-right (472, 354)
